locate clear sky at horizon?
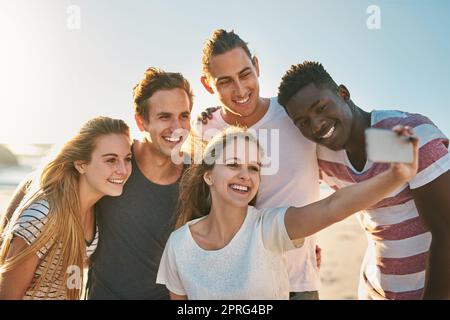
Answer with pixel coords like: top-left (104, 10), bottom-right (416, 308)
top-left (1, 0), bottom-right (449, 144)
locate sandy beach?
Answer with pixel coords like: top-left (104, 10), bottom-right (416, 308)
top-left (0, 187), bottom-right (367, 300)
top-left (317, 214), bottom-right (366, 299)
top-left (315, 186), bottom-right (367, 300)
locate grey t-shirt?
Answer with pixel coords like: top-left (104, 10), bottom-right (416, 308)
top-left (87, 151), bottom-right (182, 300)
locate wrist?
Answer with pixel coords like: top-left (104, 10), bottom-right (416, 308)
top-left (387, 165), bottom-right (408, 184)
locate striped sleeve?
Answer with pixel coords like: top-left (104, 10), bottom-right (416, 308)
top-left (408, 121), bottom-right (450, 189)
top-left (12, 200), bottom-right (51, 259)
top-left (373, 111), bottom-right (450, 189)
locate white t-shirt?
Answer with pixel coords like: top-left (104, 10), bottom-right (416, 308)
top-left (191, 97), bottom-right (320, 292)
top-left (156, 206), bottom-right (300, 300)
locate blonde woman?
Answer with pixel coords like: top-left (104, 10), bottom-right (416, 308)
top-left (0, 116), bottom-right (132, 299)
top-left (157, 125), bottom-right (418, 299)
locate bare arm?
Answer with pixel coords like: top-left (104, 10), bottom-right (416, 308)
top-left (170, 291), bottom-right (187, 300)
top-left (286, 168), bottom-right (410, 239)
top-left (0, 237), bottom-right (40, 299)
top-left (411, 171), bottom-right (450, 299)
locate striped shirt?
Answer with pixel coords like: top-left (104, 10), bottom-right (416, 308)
top-left (318, 110), bottom-right (450, 300)
top-left (12, 200), bottom-right (98, 300)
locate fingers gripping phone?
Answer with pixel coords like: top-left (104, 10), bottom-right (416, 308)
top-left (365, 128), bottom-right (414, 163)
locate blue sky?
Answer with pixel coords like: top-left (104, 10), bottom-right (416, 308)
top-left (1, 0), bottom-right (449, 144)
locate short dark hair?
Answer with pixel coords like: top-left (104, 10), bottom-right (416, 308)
top-left (277, 61), bottom-right (338, 107)
top-left (202, 29), bottom-right (253, 77)
top-left (133, 67), bottom-right (194, 120)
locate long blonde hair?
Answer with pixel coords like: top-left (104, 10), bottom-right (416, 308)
top-left (175, 126), bottom-right (261, 229)
top-left (0, 116), bottom-right (130, 299)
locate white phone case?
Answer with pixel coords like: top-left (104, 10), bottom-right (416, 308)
top-left (365, 128), bottom-right (414, 163)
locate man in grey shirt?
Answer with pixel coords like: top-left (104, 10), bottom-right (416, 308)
top-left (87, 67), bottom-right (193, 299)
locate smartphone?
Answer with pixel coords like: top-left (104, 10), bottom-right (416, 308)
top-left (365, 128), bottom-right (414, 163)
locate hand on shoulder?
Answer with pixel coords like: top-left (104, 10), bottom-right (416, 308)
top-left (196, 106), bottom-right (221, 125)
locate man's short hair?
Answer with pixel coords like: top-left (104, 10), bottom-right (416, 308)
top-left (202, 29), bottom-right (253, 77)
top-left (278, 61), bottom-right (338, 107)
top-left (133, 67), bottom-right (194, 121)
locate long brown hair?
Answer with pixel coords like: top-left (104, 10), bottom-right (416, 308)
top-left (175, 126), bottom-right (262, 229)
top-left (0, 116), bottom-right (129, 299)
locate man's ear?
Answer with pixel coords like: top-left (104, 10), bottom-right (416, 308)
top-left (338, 84), bottom-right (350, 102)
top-left (252, 56), bottom-right (260, 77)
top-left (203, 171), bottom-right (213, 186)
top-left (201, 76), bottom-right (215, 94)
top-left (74, 160), bottom-right (86, 174)
top-left (135, 113), bottom-right (146, 132)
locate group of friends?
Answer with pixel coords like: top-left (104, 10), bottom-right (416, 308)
top-left (0, 29), bottom-right (449, 300)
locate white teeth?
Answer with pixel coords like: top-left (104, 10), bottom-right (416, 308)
top-left (164, 136), bottom-right (181, 142)
top-left (230, 184), bottom-right (249, 192)
top-left (108, 179), bottom-right (124, 185)
top-left (234, 95), bottom-right (250, 104)
top-left (321, 126), bottom-right (335, 139)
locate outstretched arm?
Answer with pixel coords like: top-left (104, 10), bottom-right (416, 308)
top-left (285, 126), bottom-right (418, 240)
